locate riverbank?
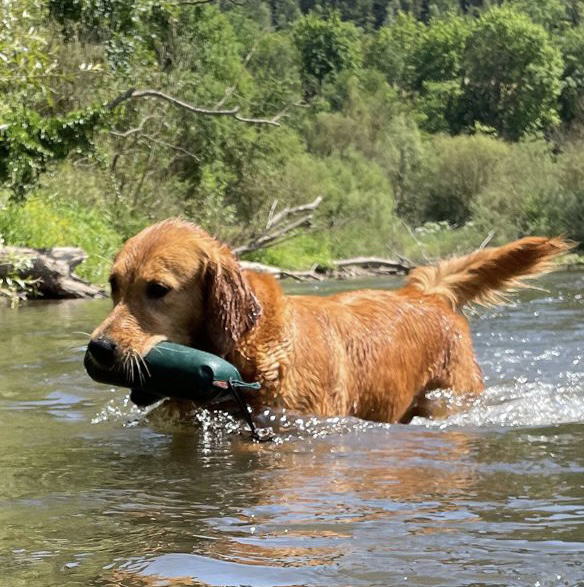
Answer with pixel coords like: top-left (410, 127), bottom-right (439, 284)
top-left (2, 241), bottom-right (582, 303)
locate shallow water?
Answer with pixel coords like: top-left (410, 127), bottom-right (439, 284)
top-left (0, 271), bottom-right (583, 587)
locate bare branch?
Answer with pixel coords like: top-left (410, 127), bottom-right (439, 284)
top-left (171, 0), bottom-right (243, 5)
top-left (267, 196), bottom-right (322, 230)
top-left (400, 219), bottom-right (431, 263)
top-left (110, 88), bottom-right (238, 115)
top-left (173, 0), bottom-right (214, 5)
top-left (239, 260), bottom-right (324, 281)
top-left (107, 88), bottom-right (284, 127)
top-left (265, 199), bottom-right (278, 230)
top-left (110, 115), bottom-right (157, 138)
top-left (233, 196), bottom-right (323, 256)
top-left (107, 87), bottom-right (136, 111)
top-left (234, 215), bottom-right (314, 255)
top-left (479, 230), bottom-right (496, 250)
top-left (234, 113), bottom-right (282, 126)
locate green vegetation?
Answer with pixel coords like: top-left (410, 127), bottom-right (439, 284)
top-left (1, 0), bottom-right (583, 284)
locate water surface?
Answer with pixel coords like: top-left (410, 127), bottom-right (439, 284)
top-left (0, 272), bottom-right (583, 587)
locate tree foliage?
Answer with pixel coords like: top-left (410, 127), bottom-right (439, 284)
top-left (1, 0), bottom-right (584, 278)
top-left (460, 6), bottom-right (563, 139)
top-left (293, 11), bottom-right (362, 96)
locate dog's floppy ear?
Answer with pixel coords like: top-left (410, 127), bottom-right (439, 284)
top-left (204, 247), bottom-right (261, 355)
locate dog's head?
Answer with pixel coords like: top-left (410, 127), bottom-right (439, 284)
top-left (86, 219), bottom-right (260, 404)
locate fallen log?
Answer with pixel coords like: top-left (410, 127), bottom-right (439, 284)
top-left (238, 260), bottom-right (324, 281)
top-left (332, 257), bottom-right (412, 276)
top-left (0, 246), bottom-right (106, 299)
top-left (239, 257), bottom-right (412, 282)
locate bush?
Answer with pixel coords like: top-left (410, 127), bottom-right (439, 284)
top-left (245, 233), bottom-right (333, 270)
top-left (399, 133), bottom-right (509, 226)
top-left (470, 140), bottom-right (561, 242)
top-left (0, 193), bottom-right (122, 284)
top-left (240, 149), bottom-right (396, 264)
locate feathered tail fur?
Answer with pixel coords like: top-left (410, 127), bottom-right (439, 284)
top-left (406, 237), bottom-right (574, 311)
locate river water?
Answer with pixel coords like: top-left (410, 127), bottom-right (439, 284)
top-left (1, 272), bottom-right (583, 587)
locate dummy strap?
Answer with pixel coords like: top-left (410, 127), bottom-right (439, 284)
top-left (216, 378), bottom-right (272, 442)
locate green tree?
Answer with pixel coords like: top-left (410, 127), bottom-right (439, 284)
top-left (293, 11), bottom-right (362, 97)
top-left (412, 15), bottom-right (469, 89)
top-left (507, 0), bottom-right (567, 30)
top-left (403, 133), bottom-right (508, 226)
top-left (411, 15), bottom-right (469, 131)
top-left (366, 12), bottom-right (422, 88)
top-left (460, 6), bottom-right (563, 139)
top-left (557, 25), bottom-right (584, 128)
top-left (386, 0), bottom-right (463, 23)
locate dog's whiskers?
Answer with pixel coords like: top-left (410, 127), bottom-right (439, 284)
top-left (133, 354), bottom-right (146, 386)
top-left (121, 351), bottom-right (149, 386)
top-left (122, 353), bottom-right (133, 384)
top-left (72, 331), bottom-right (92, 339)
top-left (137, 353), bottom-right (151, 379)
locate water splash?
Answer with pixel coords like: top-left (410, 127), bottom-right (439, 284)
top-left (414, 372), bottom-right (584, 428)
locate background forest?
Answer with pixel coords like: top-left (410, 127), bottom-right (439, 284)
top-left (1, 0), bottom-right (583, 283)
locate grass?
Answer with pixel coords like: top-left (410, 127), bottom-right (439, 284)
top-left (0, 194), bottom-right (122, 285)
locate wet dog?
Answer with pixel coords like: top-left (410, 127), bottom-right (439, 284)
top-left (87, 219), bottom-right (571, 423)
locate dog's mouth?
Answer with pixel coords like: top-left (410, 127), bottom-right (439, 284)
top-left (85, 348), bottom-right (164, 408)
top-left (129, 388), bottom-right (162, 408)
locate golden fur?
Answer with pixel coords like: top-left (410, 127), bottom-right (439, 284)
top-left (90, 219), bottom-right (572, 423)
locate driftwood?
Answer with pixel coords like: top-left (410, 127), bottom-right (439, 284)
top-left (239, 256), bottom-right (412, 282)
top-left (239, 260), bottom-right (325, 281)
top-left (0, 246), bottom-right (106, 299)
top-left (332, 257), bottom-right (412, 276)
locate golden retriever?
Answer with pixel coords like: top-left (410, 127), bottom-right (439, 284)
top-left (87, 219), bottom-right (571, 423)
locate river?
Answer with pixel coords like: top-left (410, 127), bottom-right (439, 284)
top-left (0, 271), bottom-right (583, 587)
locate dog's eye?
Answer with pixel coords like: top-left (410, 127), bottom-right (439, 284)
top-left (146, 281), bottom-right (171, 300)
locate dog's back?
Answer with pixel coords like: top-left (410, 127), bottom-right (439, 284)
top-left (248, 237), bottom-right (573, 422)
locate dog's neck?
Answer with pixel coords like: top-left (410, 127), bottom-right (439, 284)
top-left (227, 271), bottom-right (292, 407)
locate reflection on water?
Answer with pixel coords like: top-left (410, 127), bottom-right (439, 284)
top-left (0, 272), bottom-right (583, 587)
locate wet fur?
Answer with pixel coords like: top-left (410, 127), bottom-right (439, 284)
top-left (90, 219), bottom-right (572, 423)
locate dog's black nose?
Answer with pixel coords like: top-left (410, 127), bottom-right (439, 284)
top-left (87, 337), bottom-right (118, 368)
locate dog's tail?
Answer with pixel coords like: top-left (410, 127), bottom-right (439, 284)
top-left (405, 237), bottom-right (574, 311)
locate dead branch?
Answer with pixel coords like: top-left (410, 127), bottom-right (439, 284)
top-left (479, 230), bottom-right (496, 250)
top-left (107, 88), bottom-right (283, 127)
top-left (238, 256), bottom-right (411, 282)
top-left (333, 257), bottom-right (412, 271)
top-left (172, 0), bottom-right (243, 5)
top-left (400, 219), bottom-right (431, 263)
top-left (233, 196), bottom-right (323, 256)
top-left (266, 196), bottom-right (323, 230)
top-left (110, 115), bottom-right (157, 138)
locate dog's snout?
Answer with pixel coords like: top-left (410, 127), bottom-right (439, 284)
top-left (87, 337), bottom-right (118, 368)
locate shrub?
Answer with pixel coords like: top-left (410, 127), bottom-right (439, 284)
top-left (0, 193), bottom-right (122, 284)
top-left (470, 140), bottom-right (562, 242)
top-left (399, 133), bottom-right (509, 226)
